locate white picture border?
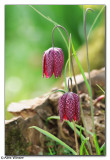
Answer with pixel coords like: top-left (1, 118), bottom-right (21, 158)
top-left (0, 0), bottom-right (109, 160)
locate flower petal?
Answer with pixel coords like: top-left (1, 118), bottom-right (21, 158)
top-left (73, 93), bottom-right (80, 121)
top-left (59, 93), bottom-right (68, 122)
top-left (65, 92), bottom-right (75, 122)
top-left (44, 48), bottom-right (54, 78)
top-left (43, 52), bottom-right (47, 77)
top-left (53, 50), bottom-right (60, 78)
top-left (56, 48), bottom-right (64, 77)
top-left (53, 48), bottom-right (64, 78)
top-left (64, 114), bottom-right (68, 121)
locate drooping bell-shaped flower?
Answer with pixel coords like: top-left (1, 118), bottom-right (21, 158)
top-left (59, 92), bottom-right (80, 122)
top-left (43, 47), bottom-right (64, 78)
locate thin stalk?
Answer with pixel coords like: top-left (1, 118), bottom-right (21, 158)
top-left (73, 120), bottom-right (79, 155)
top-left (68, 34), bottom-right (72, 77)
top-left (52, 25), bottom-right (70, 89)
top-left (80, 127), bottom-right (89, 155)
top-left (84, 8), bottom-right (93, 86)
top-left (87, 6), bottom-right (105, 39)
top-left (68, 77), bottom-right (79, 155)
top-left (29, 5), bottom-right (68, 48)
top-left (68, 42), bottom-right (79, 155)
top-left (64, 60), bottom-right (69, 92)
top-left (84, 8), bottom-right (95, 134)
top-left (52, 25), bottom-right (69, 48)
top-left (68, 77), bottom-right (79, 154)
top-left (62, 30), bottom-right (92, 154)
top-left (68, 77), bottom-right (72, 92)
top-left (70, 38), bottom-right (92, 155)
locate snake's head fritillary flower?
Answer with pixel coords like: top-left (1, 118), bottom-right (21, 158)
top-left (59, 92), bottom-right (80, 122)
top-left (43, 47), bottom-right (64, 78)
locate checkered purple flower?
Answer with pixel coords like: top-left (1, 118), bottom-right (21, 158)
top-left (59, 92), bottom-right (80, 122)
top-left (43, 47), bottom-right (64, 78)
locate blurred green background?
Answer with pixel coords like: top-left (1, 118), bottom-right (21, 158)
top-left (5, 5), bottom-right (105, 119)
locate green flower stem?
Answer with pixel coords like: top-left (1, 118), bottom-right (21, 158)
top-left (73, 120), bottom-right (79, 155)
top-left (68, 34), bottom-right (72, 78)
top-left (69, 60), bottom-right (79, 155)
top-left (71, 40), bottom-right (92, 155)
top-left (64, 60), bottom-right (69, 92)
top-left (80, 137), bottom-right (89, 155)
top-left (68, 34), bottom-right (79, 155)
top-left (66, 34), bottom-right (92, 154)
top-left (80, 127), bottom-right (89, 155)
top-left (44, 89), bottom-right (66, 97)
top-left (51, 25), bottom-right (72, 90)
top-left (93, 133), bottom-right (101, 155)
top-left (84, 8), bottom-right (95, 134)
top-left (52, 25), bottom-right (69, 48)
top-left (87, 6), bottom-right (105, 39)
top-left (96, 84), bottom-right (105, 94)
top-left (100, 143), bottom-right (105, 154)
top-left (68, 77), bottom-right (72, 92)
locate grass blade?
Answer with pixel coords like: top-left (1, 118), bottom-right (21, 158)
top-left (87, 6), bottom-right (105, 39)
top-left (80, 127), bottom-right (89, 155)
top-left (80, 137), bottom-right (89, 155)
top-left (67, 121), bottom-right (86, 142)
top-left (46, 116), bottom-right (93, 136)
top-left (71, 39), bottom-right (95, 134)
top-left (103, 145), bottom-right (105, 155)
top-left (29, 5), bottom-right (68, 48)
top-left (96, 84), bottom-right (105, 94)
top-left (48, 148), bottom-right (54, 155)
top-left (44, 89), bottom-right (65, 97)
top-left (46, 115), bottom-right (60, 122)
top-left (29, 126), bottom-right (77, 155)
top-left (76, 124), bottom-right (93, 136)
top-left (93, 133), bottom-right (101, 155)
top-left (100, 143), bottom-right (105, 152)
top-left (71, 40), bottom-right (91, 97)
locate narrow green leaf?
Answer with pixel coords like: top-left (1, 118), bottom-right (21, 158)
top-left (96, 84), bottom-right (105, 94)
top-left (100, 143), bottom-right (105, 152)
top-left (80, 137), bottom-right (89, 155)
top-left (29, 126), bottom-right (77, 155)
top-left (29, 5), bottom-right (68, 48)
top-left (71, 39), bottom-right (95, 135)
top-left (87, 6), bottom-right (105, 39)
top-left (80, 127), bottom-right (89, 155)
top-left (48, 148), bottom-right (54, 155)
top-left (100, 142), bottom-right (105, 155)
top-left (46, 115), bottom-right (92, 155)
top-left (67, 121), bottom-right (86, 142)
top-left (46, 116), bottom-right (93, 136)
top-left (44, 89), bottom-right (65, 97)
top-left (103, 144), bottom-right (105, 155)
top-left (80, 127), bottom-right (83, 142)
top-left (46, 116), bottom-right (60, 122)
top-left (71, 40), bottom-right (92, 100)
top-left (93, 133), bottom-right (101, 155)
top-left (76, 124), bottom-right (93, 136)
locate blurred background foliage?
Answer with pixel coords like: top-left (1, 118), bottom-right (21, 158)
top-left (5, 5), bottom-right (105, 119)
